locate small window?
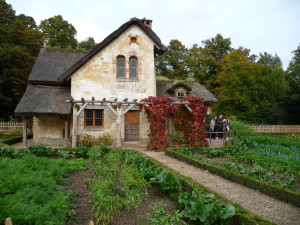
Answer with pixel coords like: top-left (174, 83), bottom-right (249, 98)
top-left (84, 109), bottom-right (103, 128)
top-left (117, 56), bottom-right (125, 78)
top-left (177, 92), bottom-right (185, 99)
top-left (130, 37), bottom-right (137, 44)
top-left (129, 57), bottom-right (137, 79)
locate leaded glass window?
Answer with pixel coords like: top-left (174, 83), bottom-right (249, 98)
top-left (117, 56), bottom-right (125, 78)
top-left (129, 57), bottom-right (137, 78)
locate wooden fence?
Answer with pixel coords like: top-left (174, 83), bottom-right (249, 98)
top-left (0, 122), bottom-right (23, 133)
top-left (251, 125), bottom-right (300, 133)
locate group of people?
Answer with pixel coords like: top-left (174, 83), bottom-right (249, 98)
top-left (210, 115), bottom-right (231, 139)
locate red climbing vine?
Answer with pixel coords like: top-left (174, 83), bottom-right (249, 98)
top-left (140, 96), bottom-right (208, 151)
top-left (175, 96), bottom-right (208, 147)
top-left (140, 96), bottom-right (177, 151)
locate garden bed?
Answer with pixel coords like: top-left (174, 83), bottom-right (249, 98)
top-left (165, 136), bottom-right (300, 207)
top-left (0, 144), bottom-right (275, 225)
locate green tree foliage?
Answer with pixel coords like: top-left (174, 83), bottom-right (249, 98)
top-left (39, 15), bottom-right (77, 49)
top-left (156, 39), bottom-right (189, 80)
top-left (198, 34), bottom-right (232, 91)
top-left (78, 36), bottom-right (96, 50)
top-left (214, 48), bottom-right (288, 123)
top-left (285, 44), bottom-right (300, 124)
top-left (0, 0), bottom-right (43, 120)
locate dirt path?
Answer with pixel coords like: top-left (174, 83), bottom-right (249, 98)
top-left (133, 150), bottom-right (300, 225)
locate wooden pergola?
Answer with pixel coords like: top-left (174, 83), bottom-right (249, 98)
top-left (67, 97), bottom-right (193, 148)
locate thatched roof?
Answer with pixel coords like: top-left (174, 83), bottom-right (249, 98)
top-left (57, 18), bottom-right (167, 83)
top-left (29, 48), bottom-right (87, 85)
top-left (15, 84), bottom-right (71, 116)
top-left (156, 80), bottom-right (218, 104)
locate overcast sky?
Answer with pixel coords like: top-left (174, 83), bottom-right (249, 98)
top-left (6, 0), bottom-right (300, 69)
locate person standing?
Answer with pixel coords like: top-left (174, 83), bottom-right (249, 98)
top-left (217, 115), bottom-right (223, 139)
top-left (210, 115), bottom-right (217, 139)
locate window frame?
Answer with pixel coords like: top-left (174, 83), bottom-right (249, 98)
top-left (129, 56), bottom-right (138, 79)
top-left (116, 55), bottom-right (126, 78)
top-left (177, 92), bottom-right (185, 99)
top-left (84, 109), bottom-right (104, 128)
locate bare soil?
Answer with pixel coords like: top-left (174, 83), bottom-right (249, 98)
top-left (65, 169), bottom-right (177, 225)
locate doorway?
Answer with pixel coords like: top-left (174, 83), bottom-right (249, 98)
top-left (124, 110), bottom-right (140, 141)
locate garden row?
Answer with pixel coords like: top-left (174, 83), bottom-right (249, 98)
top-left (0, 144), bottom-right (274, 225)
top-left (87, 148), bottom-right (275, 225)
top-left (0, 154), bottom-right (85, 224)
top-left (165, 136), bottom-right (300, 207)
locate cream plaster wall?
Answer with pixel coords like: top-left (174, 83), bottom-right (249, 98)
top-left (71, 25), bottom-right (156, 101)
top-left (73, 104), bottom-right (149, 145)
top-left (33, 116), bottom-right (69, 146)
top-left (70, 25), bottom-right (156, 143)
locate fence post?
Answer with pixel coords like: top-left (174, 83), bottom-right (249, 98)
top-left (5, 218), bottom-right (12, 225)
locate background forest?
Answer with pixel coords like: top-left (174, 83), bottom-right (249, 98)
top-left (1, 0), bottom-right (299, 124)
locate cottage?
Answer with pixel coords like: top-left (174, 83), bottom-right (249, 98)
top-left (15, 18), bottom-right (217, 147)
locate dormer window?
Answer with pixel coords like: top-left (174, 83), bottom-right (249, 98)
top-left (117, 56), bottom-right (125, 78)
top-left (177, 92), bottom-right (185, 99)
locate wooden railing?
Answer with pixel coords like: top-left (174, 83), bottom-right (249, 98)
top-left (251, 125), bottom-right (300, 133)
top-left (0, 122), bottom-right (23, 133)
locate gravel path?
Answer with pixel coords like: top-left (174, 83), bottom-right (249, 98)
top-left (137, 150), bottom-right (300, 225)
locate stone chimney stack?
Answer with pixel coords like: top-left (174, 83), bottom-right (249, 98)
top-left (141, 18), bottom-right (152, 29)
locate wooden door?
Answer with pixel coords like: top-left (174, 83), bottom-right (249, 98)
top-left (125, 111), bottom-right (140, 141)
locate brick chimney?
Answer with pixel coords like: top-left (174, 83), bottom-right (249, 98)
top-left (141, 18), bottom-right (152, 29)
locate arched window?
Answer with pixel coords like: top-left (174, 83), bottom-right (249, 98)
top-left (129, 57), bottom-right (137, 79)
top-left (117, 56), bottom-right (125, 78)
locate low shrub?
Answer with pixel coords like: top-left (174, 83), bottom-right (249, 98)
top-left (24, 144), bottom-right (54, 157)
top-left (231, 121), bottom-right (257, 137)
top-left (5, 128), bottom-right (23, 136)
top-left (72, 145), bottom-right (89, 158)
top-left (0, 146), bottom-right (22, 158)
top-left (77, 133), bottom-right (112, 148)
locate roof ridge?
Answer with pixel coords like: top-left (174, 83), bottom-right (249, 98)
top-left (57, 18), bottom-right (167, 83)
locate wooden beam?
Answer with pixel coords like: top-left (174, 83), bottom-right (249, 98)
top-left (77, 102), bottom-right (89, 116)
top-left (22, 117), bottom-right (27, 147)
top-left (72, 104), bottom-right (78, 148)
top-left (121, 104), bottom-right (136, 116)
top-left (67, 99), bottom-right (191, 105)
top-left (184, 104), bottom-right (193, 112)
top-left (106, 103), bottom-right (117, 116)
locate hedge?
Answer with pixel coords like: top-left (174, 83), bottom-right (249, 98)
top-left (1, 134), bottom-right (33, 145)
top-left (131, 149), bottom-right (275, 225)
top-left (165, 148), bottom-right (300, 208)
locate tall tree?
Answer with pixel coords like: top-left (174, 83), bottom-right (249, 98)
top-left (39, 15), bottom-right (77, 49)
top-left (78, 37), bottom-right (96, 50)
top-left (200, 34), bottom-right (232, 91)
top-left (286, 44), bottom-right (300, 124)
top-left (156, 39), bottom-right (189, 80)
top-left (214, 48), bottom-right (288, 123)
top-left (0, 0), bottom-right (43, 120)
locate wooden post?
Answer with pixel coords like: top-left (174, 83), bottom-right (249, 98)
top-left (22, 117), bottom-right (27, 147)
top-left (72, 104), bottom-right (78, 148)
top-left (64, 119), bottom-right (69, 139)
top-left (116, 106), bottom-right (122, 148)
